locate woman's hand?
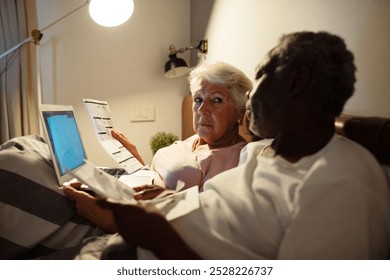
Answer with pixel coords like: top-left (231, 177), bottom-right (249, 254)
top-left (111, 130), bottom-right (145, 165)
top-left (63, 184), bottom-right (117, 233)
top-left (98, 199), bottom-right (201, 259)
top-left (133, 185), bottom-right (166, 200)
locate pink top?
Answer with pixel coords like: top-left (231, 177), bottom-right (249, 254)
top-left (150, 134), bottom-right (246, 191)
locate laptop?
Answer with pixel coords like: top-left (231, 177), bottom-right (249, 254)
top-left (39, 104), bottom-right (125, 186)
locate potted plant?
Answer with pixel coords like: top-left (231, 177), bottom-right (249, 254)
top-left (149, 131), bottom-right (179, 154)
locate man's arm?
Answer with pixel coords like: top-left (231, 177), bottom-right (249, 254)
top-left (63, 186), bottom-right (118, 233)
top-left (98, 199), bottom-right (202, 259)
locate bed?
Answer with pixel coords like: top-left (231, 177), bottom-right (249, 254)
top-left (0, 110), bottom-right (389, 259)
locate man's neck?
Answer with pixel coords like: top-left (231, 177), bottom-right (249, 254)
top-left (270, 119), bottom-right (335, 162)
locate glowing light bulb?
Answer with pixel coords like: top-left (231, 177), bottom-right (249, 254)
top-left (89, 0), bottom-right (134, 27)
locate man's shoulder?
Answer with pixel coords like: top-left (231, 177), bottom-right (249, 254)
top-left (331, 135), bottom-right (380, 164)
top-left (318, 135), bottom-right (387, 186)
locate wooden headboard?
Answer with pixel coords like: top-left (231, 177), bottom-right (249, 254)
top-left (182, 95), bottom-right (390, 164)
top-left (335, 115), bottom-right (390, 165)
top-left (182, 95), bottom-right (195, 140)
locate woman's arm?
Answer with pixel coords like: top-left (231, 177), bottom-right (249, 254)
top-left (111, 130), bottom-right (145, 165)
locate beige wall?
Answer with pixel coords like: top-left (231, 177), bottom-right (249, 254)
top-left (31, 0), bottom-right (390, 166)
top-left (191, 0), bottom-right (390, 117)
top-left (33, 0), bottom-right (190, 165)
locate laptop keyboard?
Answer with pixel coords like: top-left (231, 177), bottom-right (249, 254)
top-left (101, 168), bottom-right (126, 177)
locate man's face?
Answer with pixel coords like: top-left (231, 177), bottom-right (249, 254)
top-left (192, 81), bottom-right (240, 144)
top-left (246, 49), bottom-right (292, 139)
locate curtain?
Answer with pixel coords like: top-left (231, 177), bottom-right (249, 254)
top-left (0, 0), bottom-right (38, 144)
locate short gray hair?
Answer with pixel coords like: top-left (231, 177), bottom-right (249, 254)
top-left (188, 62), bottom-right (252, 112)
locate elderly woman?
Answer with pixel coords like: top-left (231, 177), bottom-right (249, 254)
top-left (0, 61), bottom-right (252, 259)
top-left (111, 62), bottom-right (252, 192)
top-left (63, 61), bottom-right (252, 231)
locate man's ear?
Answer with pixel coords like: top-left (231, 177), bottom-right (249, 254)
top-left (287, 64), bottom-right (310, 98)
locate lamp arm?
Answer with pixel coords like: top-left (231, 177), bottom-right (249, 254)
top-left (0, 0), bottom-right (89, 61)
top-left (170, 39), bottom-right (208, 55)
top-left (0, 36), bottom-right (33, 61)
top-left (40, 0), bottom-right (90, 33)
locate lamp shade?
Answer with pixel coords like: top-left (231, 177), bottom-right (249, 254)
top-left (164, 54), bottom-right (189, 78)
top-left (89, 0), bottom-right (134, 27)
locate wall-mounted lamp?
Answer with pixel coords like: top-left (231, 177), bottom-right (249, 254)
top-left (164, 39), bottom-right (208, 78)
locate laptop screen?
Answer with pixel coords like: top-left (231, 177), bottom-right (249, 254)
top-left (42, 110), bottom-right (86, 176)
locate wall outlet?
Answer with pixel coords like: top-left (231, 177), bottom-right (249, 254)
top-left (130, 105), bottom-right (155, 122)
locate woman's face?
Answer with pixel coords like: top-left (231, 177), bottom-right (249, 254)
top-left (192, 81), bottom-right (241, 144)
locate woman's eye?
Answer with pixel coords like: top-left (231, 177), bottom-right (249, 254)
top-left (194, 97), bottom-right (203, 104)
top-left (212, 97), bottom-right (223, 104)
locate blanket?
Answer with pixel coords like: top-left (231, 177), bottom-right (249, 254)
top-left (0, 135), bottom-right (101, 259)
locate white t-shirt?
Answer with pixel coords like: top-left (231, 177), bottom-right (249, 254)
top-left (140, 135), bottom-right (390, 259)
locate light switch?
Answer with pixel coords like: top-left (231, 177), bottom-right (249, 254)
top-left (130, 106), bottom-right (155, 122)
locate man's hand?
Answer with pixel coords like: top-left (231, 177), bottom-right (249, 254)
top-left (63, 185), bottom-right (117, 233)
top-left (98, 199), bottom-right (201, 259)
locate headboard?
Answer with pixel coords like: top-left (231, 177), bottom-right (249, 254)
top-left (335, 115), bottom-right (390, 165)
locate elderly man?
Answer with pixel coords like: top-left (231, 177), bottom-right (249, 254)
top-left (98, 31), bottom-right (390, 260)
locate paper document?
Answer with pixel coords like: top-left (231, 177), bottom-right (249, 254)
top-left (68, 160), bottom-right (136, 202)
top-left (139, 186), bottom-right (200, 221)
top-left (119, 170), bottom-right (155, 188)
top-left (68, 160), bottom-right (199, 220)
top-left (83, 98), bottom-right (143, 174)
